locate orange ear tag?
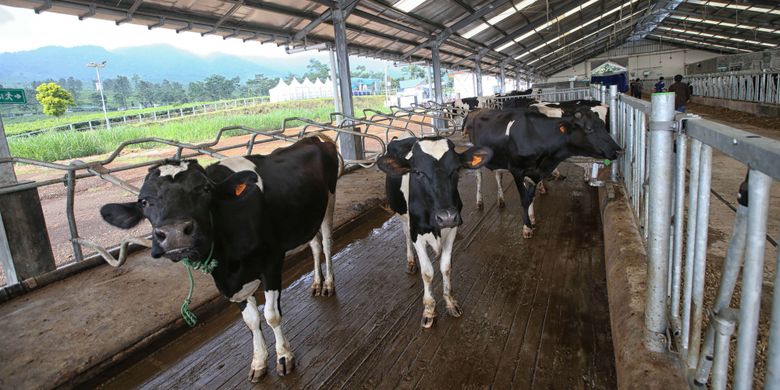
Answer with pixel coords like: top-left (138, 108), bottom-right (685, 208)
top-left (471, 155), bottom-right (483, 166)
top-left (559, 125), bottom-right (566, 134)
top-left (235, 183), bottom-right (247, 196)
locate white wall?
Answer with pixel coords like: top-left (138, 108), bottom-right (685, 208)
top-left (547, 47), bottom-right (721, 83)
top-left (452, 72), bottom-right (506, 98)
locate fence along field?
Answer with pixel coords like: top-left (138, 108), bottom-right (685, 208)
top-left (7, 96), bottom-right (386, 162)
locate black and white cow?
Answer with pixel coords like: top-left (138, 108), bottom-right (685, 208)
top-left (377, 137), bottom-right (491, 328)
top-left (465, 108), bottom-right (620, 238)
top-left (99, 136), bottom-right (341, 382)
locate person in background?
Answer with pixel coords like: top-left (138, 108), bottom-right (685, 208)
top-left (668, 74), bottom-right (691, 112)
top-left (654, 76), bottom-right (665, 92)
top-left (633, 78), bottom-right (643, 98)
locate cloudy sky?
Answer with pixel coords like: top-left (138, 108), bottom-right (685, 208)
top-left (0, 5), bottom-right (292, 58)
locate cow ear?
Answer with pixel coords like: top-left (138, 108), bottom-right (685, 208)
top-left (377, 155), bottom-right (411, 177)
top-left (101, 202), bottom-right (144, 229)
top-left (558, 122), bottom-right (569, 134)
top-left (213, 171), bottom-right (260, 201)
top-left (461, 146), bottom-right (493, 169)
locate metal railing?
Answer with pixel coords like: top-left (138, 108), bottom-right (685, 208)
top-left (481, 87), bottom-right (596, 110)
top-left (0, 112), bottom-right (413, 288)
top-left (609, 84), bottom-right (780, 389)
top-left (687, 70), bottom-right (780, 105)
top-left (8, 97), bottom-right (270, 138)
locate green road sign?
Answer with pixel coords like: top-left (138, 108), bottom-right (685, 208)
top-left (0, 89), bottom-right (27, 104)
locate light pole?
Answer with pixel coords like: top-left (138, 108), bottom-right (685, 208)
top-left (86, 61), bottom-right (110, 130)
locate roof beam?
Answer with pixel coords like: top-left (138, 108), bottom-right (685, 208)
top-left (147, 16), bottom-right (165, 30)
top-left (116, 0), bottom-right (143, 25)
top-left (625, 0), bottom-right (683, 42)
top-left (644, 34), bottom-right (743, 54)
top-left (78, 4), bottom-right (95, 20)
top-left (34, 0), bottom-right (52, 14)
top-left (202, 0), bottom-right (244, 36)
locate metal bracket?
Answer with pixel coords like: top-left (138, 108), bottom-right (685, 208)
top-left (649, 120), bottom-right (676, 132)
top-left (674, 113), bottom-right (700, 134)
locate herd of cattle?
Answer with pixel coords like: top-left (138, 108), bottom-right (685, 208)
top-left (97, 91), bottom-right (621, 382)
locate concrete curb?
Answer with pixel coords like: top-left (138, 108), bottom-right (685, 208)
top-left (598, 182), bottom-right (687, 389)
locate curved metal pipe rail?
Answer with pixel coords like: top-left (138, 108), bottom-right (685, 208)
top-left (329, 112), bottom-right (417, 144)
top-left (362, 109), bottom-right (443, 137)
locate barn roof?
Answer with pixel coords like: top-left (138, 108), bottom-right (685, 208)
top-left (2, 0), bottom-right (778, 78)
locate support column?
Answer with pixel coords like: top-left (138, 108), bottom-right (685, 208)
top-left (431, 43), bottom-right (445, 130)
top-left (328, 47), bottom-right (341, 113)
top-left (331, 1), bottom-right (360, 160)
top-left (474, 55), bottom-right (483, 97)
top-left (644, 92), bottom-right (676, 352)
top-left (499, 62), bottom-right (506, 94)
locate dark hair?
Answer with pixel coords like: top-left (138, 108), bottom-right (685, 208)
top-left (659, 76), bottom-right (664, 81)
top-left (674, 74), bottom-right (683, 82)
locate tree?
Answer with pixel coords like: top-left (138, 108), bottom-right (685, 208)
top-left (35, 82), bottom-right (75, 117)
top-left (304, 59), bottom-right (330, 81)
top-left (401, 64), bottom-right (426, 80)
top-left (244, 74), bottom-right (276, 96)
top-left (112, 75), bottom-right (132, 107)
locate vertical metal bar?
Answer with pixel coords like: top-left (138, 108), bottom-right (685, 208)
top-left (431, 44), bottom-right (445, 130)
top-left (694, 201), bottom-right (749, 384)
top-left (0, 209), bottom-right (18, 285)
top-left (712, 309), bottom-right (738, 390)
top-left (499, 63), bottom-right (506, 94)
top-left (65, 169), bottom-right (84, 263)
top-left (670, 133), bottom-right (687, 333)
top-left (644, 92), bottom-right (676, 352)
top-left (688, 143), bottom-right (713, 369)
top-left (608, 85), bottom-right (618, 181)
top-left (766, 248), bottom-right (780, 388)
top-left (331, 1), bottom-right (358, 161)
top-left (682, 138), bottom-right (702, 356)
top-left (734, 169), bottom-right (772, 390)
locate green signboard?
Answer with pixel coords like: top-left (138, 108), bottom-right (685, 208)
top-left (0, 89), bottom-right (27, 104)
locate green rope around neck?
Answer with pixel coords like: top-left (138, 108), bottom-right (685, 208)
top-left (180, 241), bottom-right (218, 327)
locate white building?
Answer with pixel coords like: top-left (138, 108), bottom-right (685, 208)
top-left (269, 77), bottom-right (336, 102)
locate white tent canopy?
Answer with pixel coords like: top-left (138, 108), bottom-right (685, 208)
top-left (269, 77), bottom-right (336, 102)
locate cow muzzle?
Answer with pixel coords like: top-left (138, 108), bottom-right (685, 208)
top-left (152, 219), bottom-right (197, 259)
top-left (434, 209), bottom-right (462, 228)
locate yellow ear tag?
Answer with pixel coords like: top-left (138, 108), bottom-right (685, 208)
top-left (235, 183), bottom-right (247, 197)
top-left (471, 155), bottom-right (483, 166)
top-left (559, 125), bottom-right (566, 133)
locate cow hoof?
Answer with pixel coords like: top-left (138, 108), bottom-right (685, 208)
top-left (322, 280), bottom-right (335, 297)
top-left (276, 356), bottom-right (295, 376)
top-left (446, 302), bottom-right (463, 318)
top-left (311, 282), bottom-right (322, 297)
top-left (406, 262), bottom-right (418, 274)
top-left (522, 226), bottom-right (534, 239)
top-left (498, 198), bottom-right (506, 208)
top-left (477, 201), bottom-right (484, 210)
top-left (248, 366), bottom-right (267, 383)
top-left (421, 314), bottom-right (436, 329)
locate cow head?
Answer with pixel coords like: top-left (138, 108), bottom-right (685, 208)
top-left (565, 109), bottom-right (622, 160)
top-left (378, 137), bottom-right (492, 229)
top-left (99, 160), bottom-right (259, 262)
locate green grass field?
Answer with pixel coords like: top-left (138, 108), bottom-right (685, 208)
top-left (9, 96), bottom-right (385, 162)
top-left (2, 97), bottom-right (269, 136)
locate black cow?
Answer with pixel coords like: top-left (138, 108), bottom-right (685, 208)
top-left (377, 136), bottom-right (491, 328)
top-left (466, 109), bottom-right (620, 238)
top-left (99, 136), bottom-right (341, 382)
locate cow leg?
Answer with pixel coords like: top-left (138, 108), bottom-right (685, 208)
top-left (413, 237), bottom-right (437, 328)
top-left (263, 287), bottom-right (294, 376)
top-left (509, 170), bottom-right (535, 238)
top-left (309, 233), bottom-right (323, 296)
top-left (400, 214), bottom-right (417, 274)
top-left (440, 227), bottom-right (462, 318)
top-left (529, 199), bottom-right (536, 227)
top-left (320, 192), bottom-right (336, 296)
top-left (475, 169), bottom-right (484, 210)
top-left (240, 297), bottom-right (269, 382)
top-left (495, 170), bottom-right (506, 208)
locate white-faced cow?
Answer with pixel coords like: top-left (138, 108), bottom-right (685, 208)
top-left (99, 136), bottom-right (341, 382)
top-left (465, 108), bottom-right (620, 238)
top-left (378, 136), bottom-right (492, 328)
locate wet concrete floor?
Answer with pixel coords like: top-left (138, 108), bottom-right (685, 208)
top-left (103, 162), bottom-right (616, 389)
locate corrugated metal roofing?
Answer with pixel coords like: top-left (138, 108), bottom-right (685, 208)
top-left (1, 0), bottom-right (778, 79)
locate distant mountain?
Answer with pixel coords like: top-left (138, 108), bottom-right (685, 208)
top-left (0, 44), bottom-right (313, 85)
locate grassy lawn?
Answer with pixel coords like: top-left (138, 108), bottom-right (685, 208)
top-left (2, 97), bottom-right (269, 136)
top-left (9, 96), bottom-right (386, 162)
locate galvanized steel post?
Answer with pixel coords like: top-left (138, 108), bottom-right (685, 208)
top-left (328, 47), bottom-right (341, 113)
top-left (734, 169), bottom-right (772, 390)
top-left (331, 1), bottom-right (360, 161)
top-left (499, 62), bottom-right (506, 94)
top-left (608, 85), bottom-right (618, 181)
top-left (474, 52), bottom-right (484, 96)
top-left (431, 42), bottom-right (445, 129)
top-left (766, 248), bottom-right (780, 387)
top-left (644, 92), bottom-right (676, 352)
